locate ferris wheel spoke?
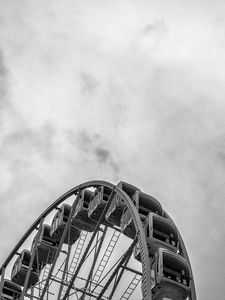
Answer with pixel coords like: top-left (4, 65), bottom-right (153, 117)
top-left (80, 226), bottom-right (108, 300)
top-left (57, 243), bottom-right (73, 300)
top-left (91, 229), bottom-right (121, 287)
top-left (108, 253), bottom-right (131, 300)
top-left (119, 273), bottom-right (142, 300)
top-left (70, 231), bottom-right (88, 268)
top-left (95, 236), bottom-right (138, 300)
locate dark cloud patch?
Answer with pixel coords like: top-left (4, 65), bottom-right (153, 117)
top-left (0, 122), bottom-right (57, 212)
top-left (78, 130), bottom-right (99, 152)
top-left (0, 49), bottom-right (9, 106)
top-left (0, 48), bottom-right (23, 130)
top-left (80, 72), bottom-right (100, 94)
top-left (95, 146), bottom-right (120, 181)
top-left (95, 148), bottom-right (110, 163)
top-left (1, 122), bottom-right (56, 161)
top-left (140, 19), bottom-right (168, 50)
top-left (109, 159), bottom-right (120, 180)
top-left (77, 129), bottom-right (120, 180)
top-left (142, 19), bottom-right (167, 37)
top-left (0, 50), bottom-right (7, 77)
top-left (0, 14), bottom-right (4, 25)
top-left (216, 136), bottom-right (225, 163)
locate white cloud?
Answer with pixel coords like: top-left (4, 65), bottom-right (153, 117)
top-left (0, 1), bottom-right (225, 298)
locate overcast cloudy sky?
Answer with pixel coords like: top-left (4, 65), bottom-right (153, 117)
top-left (1, 0), bottom-right (225, 299)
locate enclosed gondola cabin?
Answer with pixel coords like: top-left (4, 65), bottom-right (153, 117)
top-left (150, 248), bottom-right (191, 300)
top-left (133, 191), bottom-right (163, 220)
top-left (50, 203), bottom-right (81, 245)
top-left (120, 207), bottom-right (136, 239)
top-left (121, 191), bottom-right (163, 239)
top-left (32, 224), bottom-right (58, 265)
top-left (71, 189), bottom-right (96, 232)
top-left (88, 186), bottom-right (113, 226)
top-left (11, 249), bottom-right (39, 288)
top-left (106, 181), bottom-right (140, 227)
top-left (1, 279), bottom-right (21, 300)
top-left (133, 213), bottom-right (179, 261)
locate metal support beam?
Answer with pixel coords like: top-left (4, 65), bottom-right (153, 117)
top-left (108, 252), bottom-right (131, 299)
top-left (96, 236), bottom-right (138, 300)
top-left (57, 243), bottom-right (72, 300)
top-left (121, 266), bottom-right (142, 276)
top-left (80, 226), bottom-right (108, 300)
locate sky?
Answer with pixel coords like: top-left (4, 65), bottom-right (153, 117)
top-left (0, 0), bottom-right (225, 299)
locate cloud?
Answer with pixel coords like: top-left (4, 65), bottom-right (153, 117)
top-left (80, 72), bottom-right (100, 94)
top-left (141, 19), bottom-right (168, 50)
top-left (0, 49), bottom-right (7, 103)
top-left (0, 1), bottom-right (225, 298)
top-left (95, 148), bottom-right (110, 163)
top-left (95, 147), bottom-right (120, 180)
top-left (76, 130), bottom-right (120, 181)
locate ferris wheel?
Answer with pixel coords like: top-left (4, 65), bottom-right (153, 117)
top-left (0, 180), bottom-right (197, 300)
